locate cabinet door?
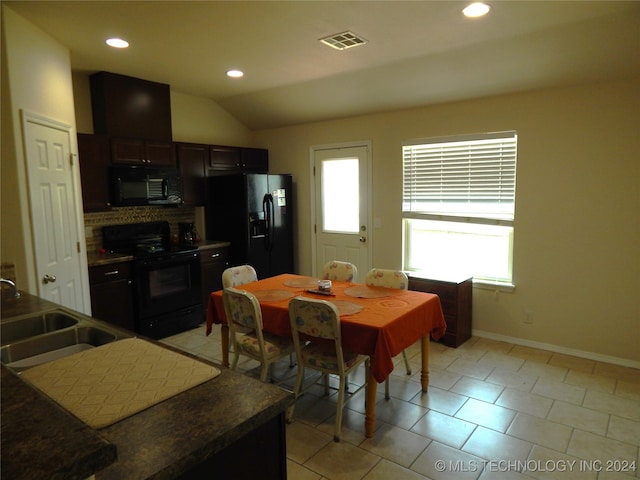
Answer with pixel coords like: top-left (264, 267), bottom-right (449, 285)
top-left (145, 140), bottom-right (176, 166)
top-left (77, 133), bottom-right (112, 211)
top-left (111, 138), bottom-right (146, 165)
top-left (200, 247), bottom-right (230, 309)
top-left (111, 138), bottom-right (176, 166)
top-left (89, 263), bottom-right (135, 331)
top-left (209, 145), bottom-right (241, 172)
top-left (177, 142), bottom-right (207, 205)
top-left (241, 147), bottom-right (269, 173)
top-left (90, 71), bottom-right (172, 141)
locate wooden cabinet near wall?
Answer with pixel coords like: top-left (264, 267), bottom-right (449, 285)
top-left (240, 147), bottom-right (269, 173)
top-left (90, 71), bottom-right (172, 141)
top-left (111, 138), bottom-right (176, 166)
top-left (408, 274), bottom-right (472, 348)
top-left (177, 142), bottom-right (208, 205)
top-left (209, 145), bottom-right (268, 174)
top-left (89, 262), bottom-right (135, 332)
top-left (77, 133), bottom-right (112, 212)
top-left (200, 244), bottom-right (230, 312)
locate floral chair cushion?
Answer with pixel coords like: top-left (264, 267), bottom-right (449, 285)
top-left (238, 332), bottom-right (294, 360)
top-left (365, 268), bottom-right (408, 290)
top-left (321, 261), bottom-right (357, 282)
top-left (222, 265), bottom-right (258, 288)
top-left (301, 343), bottom-right (360, 371)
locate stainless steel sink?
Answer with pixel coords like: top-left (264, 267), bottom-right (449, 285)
top-left (1, 311), bottom-right (79, 346)
top-left (1, 326), bottom-right (118, 372)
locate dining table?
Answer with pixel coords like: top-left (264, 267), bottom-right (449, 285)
top-left (206, 273), bottom-right (446, 437)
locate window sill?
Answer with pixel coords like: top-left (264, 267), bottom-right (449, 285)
top-left (472, 279), bottom-right (515, 293)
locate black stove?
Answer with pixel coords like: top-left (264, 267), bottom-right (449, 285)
top-left (101, 221), bottom-right (203, 339)
top-left (103, 221), bottom-right (197, 257)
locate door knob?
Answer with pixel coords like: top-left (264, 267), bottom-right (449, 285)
top-left (43, 274), bottom-right (57, 284)
top-left (359, 236), bottom-right (367, 243)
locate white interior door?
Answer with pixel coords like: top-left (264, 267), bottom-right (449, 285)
top-left (313, 144), bottom-right (371, 282)
top-left (22, 112), bottom-right (87, 313)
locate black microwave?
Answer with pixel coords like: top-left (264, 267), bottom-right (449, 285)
top-left (111, 165), bottom-right (182, 206)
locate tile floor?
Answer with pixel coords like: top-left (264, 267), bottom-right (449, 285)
top-left (161, 324), bottom-right (640, 480)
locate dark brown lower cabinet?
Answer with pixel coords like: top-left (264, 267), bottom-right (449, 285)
top-left (89, 262), bottom-right (135, 331)
top-left (178, 412), bottom-right (287, 480)
top-left (200, 245), bottom-right (230, 312)
top-left (409, 275), bottom-right (472, 348)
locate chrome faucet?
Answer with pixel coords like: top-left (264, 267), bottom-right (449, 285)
top-left (0, 278), bottom-right (21, 298)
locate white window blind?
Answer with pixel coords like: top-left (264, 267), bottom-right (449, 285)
top-left (403, 131), bottom-right (517, 223)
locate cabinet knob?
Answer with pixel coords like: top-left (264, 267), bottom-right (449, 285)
top-left (210, 253), bottom-right (220, 258)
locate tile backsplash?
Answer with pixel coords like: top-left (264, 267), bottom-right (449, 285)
top-left (84, 206), bottom-right (198, 253)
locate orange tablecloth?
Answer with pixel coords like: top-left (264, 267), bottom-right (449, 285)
top-left (206, 273), bottom-right (446, 383)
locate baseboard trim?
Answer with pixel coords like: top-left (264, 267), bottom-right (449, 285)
top-left (472, 329), bottom-right (640, 370)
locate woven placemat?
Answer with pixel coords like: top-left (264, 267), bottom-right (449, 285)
top-left (283, 277), bottom-right (320, 289)
top-left (329, 299), bottom-right (364, 316)
top-left (21, 338), bottom-right (220, 429)
top-left (344, 285), bottom-right (391, 299)
top-left (253, 289), bottom-right (295, 302)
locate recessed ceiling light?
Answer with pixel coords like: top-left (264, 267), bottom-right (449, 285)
top-left (106, 38), bottom-right (129, 48)
top-left (463, 2), bottom-right (491, 18)
top-left (226, 69), bottom-right (244, 78)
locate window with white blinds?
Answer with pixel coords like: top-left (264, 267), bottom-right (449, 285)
top-left (402, 131), bottom-right (518, 285)
top-left (403, 131), bottom-right (517, 224)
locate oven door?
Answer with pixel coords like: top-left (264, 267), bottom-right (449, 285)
top-left (134, 251), bottom-right (202, 321)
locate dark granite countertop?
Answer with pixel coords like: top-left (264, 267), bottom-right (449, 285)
top-left (1, 292), bottom-right (292, 479)
top-left (1, 365), bottom-right (117, 480)
top-left (86, 251), bottom-right (134, 267)
top-left (197, 240), bottom-right (231, 250)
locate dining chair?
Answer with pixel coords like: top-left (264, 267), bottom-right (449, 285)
top-left (365, 268), bottom-right (412, 399)
top-left (321, 260), bottom-right (358, 282)
top-left (221, 265), bottom-right (258, 352)
top-left (287, 296), bottom-right (369, 442)
top-left (222, 264), bottom-right (296, 368)
top-left (222, 287), bottom-right (295, 383)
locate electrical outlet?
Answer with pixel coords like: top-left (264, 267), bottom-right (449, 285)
top-left (524, 311), bottom-right (533, 325)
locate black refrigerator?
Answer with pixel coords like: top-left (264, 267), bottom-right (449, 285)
top-left (206, 173), bottom-right (293, 279)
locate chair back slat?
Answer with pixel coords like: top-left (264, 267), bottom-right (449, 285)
top-left (222, 265), bottom-right (258, 288)
top-left (223, 287), bottom-right (262, 331)
top-left (289, 296), bottom-right (340, 340)
top-left (321, 261), bottom-right (357, 282)
top-left (365, 268), bottom-right (408, 290)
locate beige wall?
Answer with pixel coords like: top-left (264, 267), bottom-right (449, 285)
top-left (1, 5), bottom-right (82, 294)
top-left (253, 78), bottom-right (640, 365)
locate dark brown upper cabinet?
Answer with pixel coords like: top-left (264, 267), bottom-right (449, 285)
top-left (177, 142), bottom-right (208, 205)
top-left (111, 138), bottom-right (176, 166)
top-left (208, 145), bottom-right (268, 174)
top-left (77, 133), bottom-right (112, 212)
top-left (90, 71), bottom-right (172, 141)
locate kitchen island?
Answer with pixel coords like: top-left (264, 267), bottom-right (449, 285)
top-left (1, 292), bottom-right (292, 479)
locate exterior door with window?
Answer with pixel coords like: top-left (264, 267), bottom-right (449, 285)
top-left (313, 144), bottom-right (371, 282)
top-left (23, 111), bottom-right (88, 313)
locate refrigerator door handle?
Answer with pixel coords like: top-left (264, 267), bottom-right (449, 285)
top-left (263, 193), bottom-right (273, 251)
top-left (269, 194), bottom-right (275, 251)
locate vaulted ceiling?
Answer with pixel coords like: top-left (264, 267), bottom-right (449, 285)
top-left (5, 1), bottom-right (640, 129)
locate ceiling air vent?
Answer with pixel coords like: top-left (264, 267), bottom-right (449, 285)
top-left (319, 31), bottom-right (368, 51)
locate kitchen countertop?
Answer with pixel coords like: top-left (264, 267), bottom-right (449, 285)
top-left (86, 240), bottom-right (230, 266)
top-left (1, 291), bottom-right (292, 480)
